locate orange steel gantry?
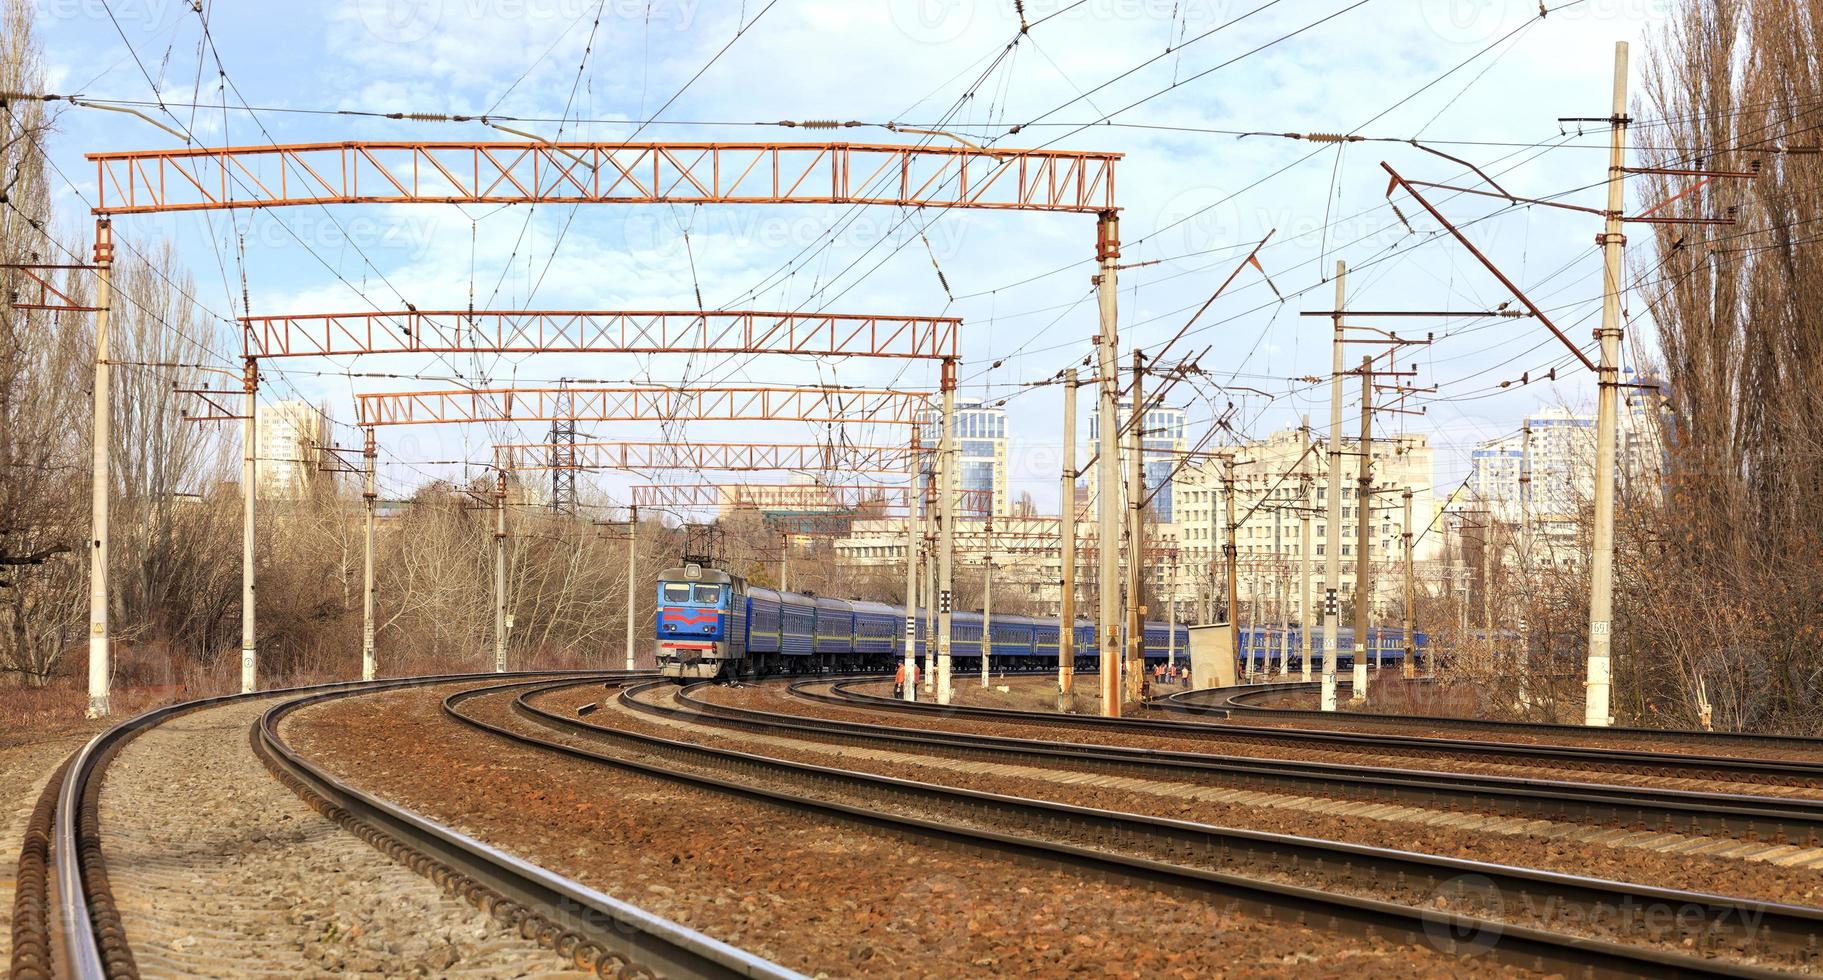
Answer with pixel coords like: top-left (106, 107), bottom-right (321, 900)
top-left (351, 385), bottom-right (930, 428)
top-left (492, 441), bottom-right (915, 474)
top-left (627, 483), bottom-right (983, 514)
top-left (242, 309), bottom-right (959, 360)
top-left (87, 141), bottom-right (1118, 215)
top-left (76, 137), bottom-right (1123, 716)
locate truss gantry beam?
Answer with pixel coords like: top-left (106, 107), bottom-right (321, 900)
top-left (631, 483), bottom-right (989, 513)
top-left (87, 141), bottom-right (1121, 215)
top-left (494, 441), bottom-right (916, 473)
top-left (242, 309), bottom-right (959, 360)
top-left (355, 385), bottom-right (931, 427)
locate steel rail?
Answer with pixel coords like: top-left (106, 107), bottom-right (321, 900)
top-left (47, 670), bottom-right (785, 980)
top-left (737, 678), bottom-right (1823, 845)
top-left (259, 676), bottom-right (801, 980)
top-left (444, 677), bottom-right (1801, 978)
top-left (598, 679), bottom-right (1823, 965)
top-left (56, 674), bottom-right (514, 979)
top-left (1168, 681), bottom-right (1823, 752)
top-left (817, 677), bottom-right (1823, 787)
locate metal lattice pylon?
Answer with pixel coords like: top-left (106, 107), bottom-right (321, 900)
top-left (548, 381), bottom-right (579, 516)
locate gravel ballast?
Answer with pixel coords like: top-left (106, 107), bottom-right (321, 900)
top-left (283, 681), bottom-right (1534, 978)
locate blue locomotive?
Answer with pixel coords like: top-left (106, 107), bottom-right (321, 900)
top-left (655, 562), bottom-right (1427, 680)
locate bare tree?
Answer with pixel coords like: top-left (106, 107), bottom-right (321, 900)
top-left (1630, 0), bottom-right (1823, 732)
top-left (0, 0), bottom-right (86, 686)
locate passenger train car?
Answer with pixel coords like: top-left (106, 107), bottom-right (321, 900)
top-left (655, 562), bottom-right (1430, 680)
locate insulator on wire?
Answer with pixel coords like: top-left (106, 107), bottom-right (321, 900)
top-left (1302, 132), bottom-right (1360, 143)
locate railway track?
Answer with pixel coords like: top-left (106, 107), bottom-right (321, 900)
top-left (11, 672), bottom-right (797, 980)
top-left (808, 678), bottom-right (1823, 792)
top-left (712, 678), bottom-right (1823, 849)
top-left (444, 675), bottom-right (1821, 977)
top-left (1167, 681), bottom-right (1823, 756)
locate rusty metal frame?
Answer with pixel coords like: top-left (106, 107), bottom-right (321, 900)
top-left (242, 309), bottom-right (960, 360)
top-left (87, 141), bottom-right (1119, 215)
top-left (493, 440), bottom-right (915, 473)
top-left (3, 263), bottom-right (102, 312)
top-left (632, 482), bottom-right (988, 513)
top-left (175, 387), bottom-right (246, 422)
top-left (355, 385), bottom-right (931, 427)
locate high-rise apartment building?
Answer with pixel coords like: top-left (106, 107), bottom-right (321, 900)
top-left (1086, 398), bottom-right (1187, 523)
top-left (255, 400), bottom-right (328, 499)
top-left (921, 397), bottom-right (1009, 518)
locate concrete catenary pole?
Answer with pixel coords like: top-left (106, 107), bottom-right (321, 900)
top-left (1403, 489), bottom-right (1417, 680)
top-left (240, 357), bottom-right (258, 694)
top-left (1125, 349), bottom-right (1146, 703)
top-left (86, 219), bottom-right (114, 718)
top-left (1483, 522), bottom-right (1494, 659)
top-left (362, 426), bottom-right (377, 681)
top-left (1059, 368), bottom-right (1078, 710)
top-left (1519, 420), bottom-right (1534, 696)
top-left (493, 471), bottom-right (508, 672)
top-left (1586, 41), bottom-right (1629, 728)
top-left (1248, 567), bottom-right (1260, 680)
top-left (1301, 478), bottom-right (1314, 683)
top-left (903, 434), bottom-right (920, 701)
top-left (981, 516), bottom-right (993, 688)
top-left (1095, 211), bottom-right (1122, 717)
top-left (937, 358), bottom-right (957, 705)
top-left (1207, 478), bottom-right (1221, 623)
top-left (923, 490), bottom-right (936, 695)
top-left (1353, 355), bottom-right (1373, 702)
top-left (624, 504), bottom-right (638, 671)
top-left (1167, 545), bottom-right (1177, 672)
top-left (1322, 261), bottom-right (1347, 712)
top-left (1276, 503), bottom-right (1288, 677)
top-left (1223, 457), bottom-right (1240, 677)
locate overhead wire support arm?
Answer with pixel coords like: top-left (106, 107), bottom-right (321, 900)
top-left (1380, 162), bottom-right (1597, 373)
top-left (174, 387), bottom-right (248, 422)
top-left (2, 263), bottom-right (103, 311)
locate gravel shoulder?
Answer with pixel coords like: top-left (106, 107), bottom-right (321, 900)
top-left (96, 695), bottom-right (590, 978)
top-left (283, 681), bottom-right (1533, 978)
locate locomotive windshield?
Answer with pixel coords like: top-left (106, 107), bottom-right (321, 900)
top-left (660, 581), bottom-right (724, 606)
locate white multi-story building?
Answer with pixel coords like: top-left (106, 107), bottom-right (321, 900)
top-left (1171, 427), bottom-right (1441, 622)
top-left (1468, 391), bottom-right (1667, 529)
top-left (835, 426), bottom-right (1440, 624)
top-left (255, 400), bottom-right (328, 499)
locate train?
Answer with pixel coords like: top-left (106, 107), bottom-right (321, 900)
top-left (654, 562), bottom-right (1428, 680)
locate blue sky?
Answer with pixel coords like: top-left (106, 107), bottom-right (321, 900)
top-left (27, 0), bottom-right (1671, 512)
